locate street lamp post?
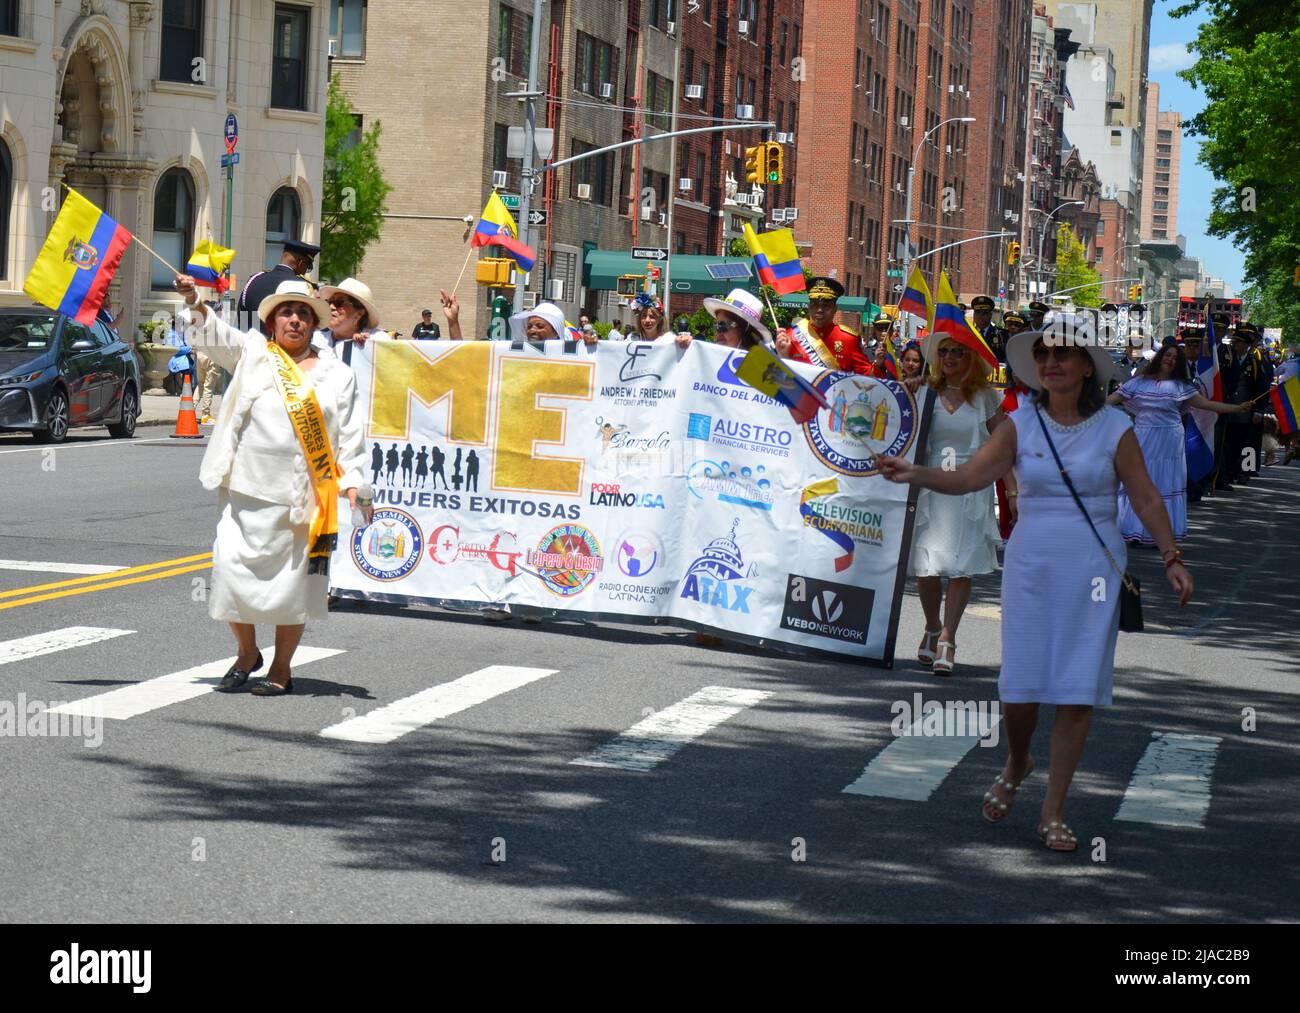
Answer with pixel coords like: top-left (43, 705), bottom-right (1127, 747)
top-left (1033, 200), bottom-right (1084, 299)
top-left (901, 115), bottom-right (974, 341)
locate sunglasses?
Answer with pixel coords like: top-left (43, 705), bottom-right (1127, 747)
top-left (1032, 344), bottom-right (1076, 363)
top-left (714, 318), bottom-right (739, 333)
top-left (937, 346), bottom-right (969, 359)
top-left (328, 298), bottom-right (361, 311)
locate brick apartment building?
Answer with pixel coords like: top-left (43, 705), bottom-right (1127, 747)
top-left (962, 0), bottom-right (1032, 306)
top-left (795, 0), bottom-right (980, 309)
top-left (1140, 81), bottom-right (1179, 241)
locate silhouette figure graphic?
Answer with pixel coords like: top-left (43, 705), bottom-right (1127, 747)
top-left (430, 445), bottom-right (448, 490)
top-left (370, 443), bottom-right (383, 485)
top-left (452, 447), bottom-right (463, 491)
top-left (415, 446), bottom-right (429, 488)
top-left (401, 443), bottom-right (415, 487)
top-left (386, 443), bottom-right (400, 483)
top-left (466, 449), bottom-right (480, 492)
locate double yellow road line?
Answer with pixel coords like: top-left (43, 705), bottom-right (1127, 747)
top-left (0, 552), bottom-right (213, 611)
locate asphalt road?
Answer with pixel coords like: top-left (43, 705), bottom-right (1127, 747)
top-left (1, 428), bottom-right (1296, 923)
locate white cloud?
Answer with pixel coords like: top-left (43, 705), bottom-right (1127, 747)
top-left (1149, 42), bottom-right (1195, 72)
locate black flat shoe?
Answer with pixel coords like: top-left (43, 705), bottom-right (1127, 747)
top-left (249, 675), bottom-right (292, 696)
top-left (216, 651), bottom-right (263, 692)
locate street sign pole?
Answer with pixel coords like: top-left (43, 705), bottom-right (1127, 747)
top-left (513, 0), bottom-right (546, 316)
top-left (222, 113), bottom-right (237, 316)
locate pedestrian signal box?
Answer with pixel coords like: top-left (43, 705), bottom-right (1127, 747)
top-left (744, 145), bottom-right (764, 186)
top-left (616, 274), bottom-right (645, 296)
top-left (476, 258), bottom-right (513, 287)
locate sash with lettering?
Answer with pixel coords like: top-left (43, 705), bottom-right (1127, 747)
top-left (265, 342), bottom-right (340, 575)
top-left (792, 319), bottom-right (838, 369)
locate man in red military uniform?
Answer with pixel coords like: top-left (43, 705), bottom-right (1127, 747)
top-left (775, 275), bottom-right (873, 375)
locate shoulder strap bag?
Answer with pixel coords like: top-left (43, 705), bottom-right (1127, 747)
top-left (1033, 406), bottom-right (1143, 632)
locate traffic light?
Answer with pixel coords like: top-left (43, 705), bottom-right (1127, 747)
top-left (744, 145), bottom-right (763, 186)
top-left (1133, 284), bottom-right (1143, 301)
top-left (1127, 284), bottom-right (1138, 301)
top-left (1007, 241), bottom-right (1021, 266)
top-left (764, 142), bottom-right (784, 185)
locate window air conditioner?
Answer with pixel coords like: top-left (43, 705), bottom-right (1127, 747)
top-left (724, 140), bottom-right (732, 155)
top-left (601, 83), bottom-right (614, 99)
top-left (522, 292), bottom-right (539, 310)
top-left (737, 104), bottom-right (755, 119)
top-left (328, 39), bottom-right (338, 58)
top-left (657, 212), bottom-right (668, 226)
top-left (784, 207), bottom-right (798, 221)
top-left (547, 279), bottom-right (566, 301)
top-left (899, 116), bottom-right (909, 126)
top-left (577, 183), bottom-right (592, 200)
top-left (679, 178), bottom-right (693, 191)
top-left (772, 208), bottom-right (787, 222)
top-left (733, 192), bottom-right (751, 206)
top-left (945, 144), bottom-right (952, 154)
top-left (738, 20), bottom-right (750, 36)
top-left (894, 182), bottom-right (904, 192)
top-left (640, 206), bottom-right (653, 221)
top-left (667, 21), bottom-right (676, 36)
top-left (686, 84), bottom-right (703, 99)
top-left (948, 84), bottom-right (955, 93)
top-left (492, 170), bottom-right (509, 189)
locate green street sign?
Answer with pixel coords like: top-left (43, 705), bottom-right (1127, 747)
top-left (886, 269), bottom-right (903, 278)
top-left (500, 194), bottom-right (521, 211)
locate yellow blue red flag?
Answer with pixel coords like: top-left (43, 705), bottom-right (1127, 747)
top-left (471, 192), bottom-right (536, 271)
top-left (930, 271), bottom-right (998, 370)
top-left (742, 223), bottom-right (805, 296)
top-left (735, 341), bottom-right (828, 424)
top-left (898, 265), bottom-right (934, 326)
top-left (23, 188), bottom-right (132, 325)
top-left (1270, 375), bottom-right (1300, 435)
top-left (186, 239), bottom-right (236, 292)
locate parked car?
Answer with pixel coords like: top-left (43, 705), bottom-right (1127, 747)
top-left (0, 306), bottom-right (141, 443)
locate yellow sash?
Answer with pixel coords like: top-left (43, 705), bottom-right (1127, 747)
top-left (266, 342), bottom-right (340, 575)
top-left (793, 319), bottom-right (838, 369)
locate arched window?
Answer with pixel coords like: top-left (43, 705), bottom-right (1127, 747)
top-left (265, 186), bottom-right (301, 268)
top-left (0, 140), bottom-right (11, 280)
top-left (152, 168), bottom-right (195, 290)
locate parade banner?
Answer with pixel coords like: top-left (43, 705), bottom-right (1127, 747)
top-left (330, 339), bottom-right (933, 665)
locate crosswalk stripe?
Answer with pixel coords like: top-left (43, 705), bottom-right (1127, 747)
top-left (1114, 732), bottom-right (1222, 828)
top-left (842, 714), bottom-right (1000, 801)
top-left (48, 646), bottom-right (345, 720)
top-left (0, 561), bottom-right (126, 576)
top-left (319, 665), bottom-right (557, 744)
top-left (0, 627), bottom-right (134, 667)
top-left (571, 685), bottom-right (771, 772)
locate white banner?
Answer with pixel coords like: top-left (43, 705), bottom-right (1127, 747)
top-left (330, 339), bottom-right (932, 664)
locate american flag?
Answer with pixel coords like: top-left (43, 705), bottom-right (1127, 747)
top-left (1062, 83), bottom-right (1075, 110)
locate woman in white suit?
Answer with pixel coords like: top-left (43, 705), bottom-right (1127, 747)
top-left (175, 274), bottom-right (369, 695)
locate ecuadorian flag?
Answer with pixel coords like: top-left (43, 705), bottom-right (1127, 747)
top-left (1270, 375), bottom-right (1300, 435)
top-left (186, 239), bottom-right (236, 292)
top-left (898, 265), bottom-right (934, 325)
top-left (931, 271), bottom-right (998, 370)
top-left (880, 330), bottom-right (901, 379)
top-left (735, 341), bottom-right (828, 424)
top-left (23, 188), bottom-right (132, 326)
top-left (743, 223), bottom-right (806, 296)
top-left (471, 192), bottom-right (536, 271)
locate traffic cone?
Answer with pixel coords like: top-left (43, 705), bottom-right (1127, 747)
top-left (171, 372), bottom-right (202, 439)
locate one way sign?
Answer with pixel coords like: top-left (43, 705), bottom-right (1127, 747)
top-left (526, 209), bottom-right (547, 226)
top-left (633, 246), bottom-right (668, 260)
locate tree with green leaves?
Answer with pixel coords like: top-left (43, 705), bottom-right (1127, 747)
top-left (1174, 1), bottom-right (1300, 340)
top-left (320, 76), bottom-right (393, 283)
top-left (1055, 224), bottom-right (1103, 307)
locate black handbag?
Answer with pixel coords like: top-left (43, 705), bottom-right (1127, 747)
top-left (1033, 407), bottom-right (1144, 632)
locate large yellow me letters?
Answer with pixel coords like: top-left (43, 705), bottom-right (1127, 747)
top-left (368, 342), bottom-right (593, 496)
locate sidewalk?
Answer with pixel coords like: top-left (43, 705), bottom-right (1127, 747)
top-left (138, 392), bottom-right (223, 428)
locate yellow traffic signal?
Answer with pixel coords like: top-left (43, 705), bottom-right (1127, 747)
top-left (764, 142), bottom-right (784, 185)
top-left (744, 145), bottom-right (763, 186)
top-left (1134, 284), bottom-right (1143, 301)
top-left (1007, 241), bottom-right (1021, 266)
top-left (1127, 285), bottom-right (1138, 301)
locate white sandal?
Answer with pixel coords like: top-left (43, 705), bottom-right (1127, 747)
top-left (918, 629), bottom-right (942, 667)
top-left (932, 640), bottom-right (956, 675)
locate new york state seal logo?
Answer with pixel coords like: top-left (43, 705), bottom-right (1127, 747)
top-left (803, 372), bottom-right (917, 477)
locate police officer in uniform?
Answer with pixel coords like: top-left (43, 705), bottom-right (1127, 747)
top-left (970, 295), bottom-right (1006, 362)
top-left (1237, 321), bottom-right (1272, 481)
top-left (1027, 300), bottom-right (1050, 332)
top-left (776, 276), bottom-right (873, 375)
top-left (236, 238), bottom-right (320, 331)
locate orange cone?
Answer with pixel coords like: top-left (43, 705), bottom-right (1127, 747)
top-left (171, 373), bottom-right (202, 439)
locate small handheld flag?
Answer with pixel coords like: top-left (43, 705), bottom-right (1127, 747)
top-left (1270, 375), bottom-right (1300, 435)
top-left (898, 265), bottom-right (934, 325)
top-left (880, 330), bottom-right (901, 379)
top-left (23, 188), bottom-right (132, 325)
top-left (186, 239), bottom-right (236, 292)
top-left (472, 192), bottom-right (536, 271)
top-left (735, 342), bottom-right (829, 424)
top-left (743, 223), bottom-right (806, 296)
top-left (930, 271), bottom-right (998, 370)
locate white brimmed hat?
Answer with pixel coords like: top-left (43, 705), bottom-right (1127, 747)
top-left (1005, 321), bottom-right (1122, 391)
top-left (509, 301), bottom-right (567, 342)
top-left (701, 288), bottom-right (772, 344)
top-left (257, 279), bottom-right (330, 326)
top-left (318, 277), bottom-right (382, 328)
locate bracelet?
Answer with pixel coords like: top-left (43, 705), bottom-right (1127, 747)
top-left (1163, 549), bottom-right (1184, 568)
top-left (1007, 490), bottom-right (1018, 498)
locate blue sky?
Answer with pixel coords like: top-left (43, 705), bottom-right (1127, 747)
top-left (1147, 0), bottom-right (1244, 293)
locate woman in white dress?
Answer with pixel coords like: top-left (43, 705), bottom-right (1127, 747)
top-left (879, 325), bottom-right (1193, 852)
top-left (175, 274), bottom-right (370, 695)
top-left (908, 335), bottom-right (1004, 674)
